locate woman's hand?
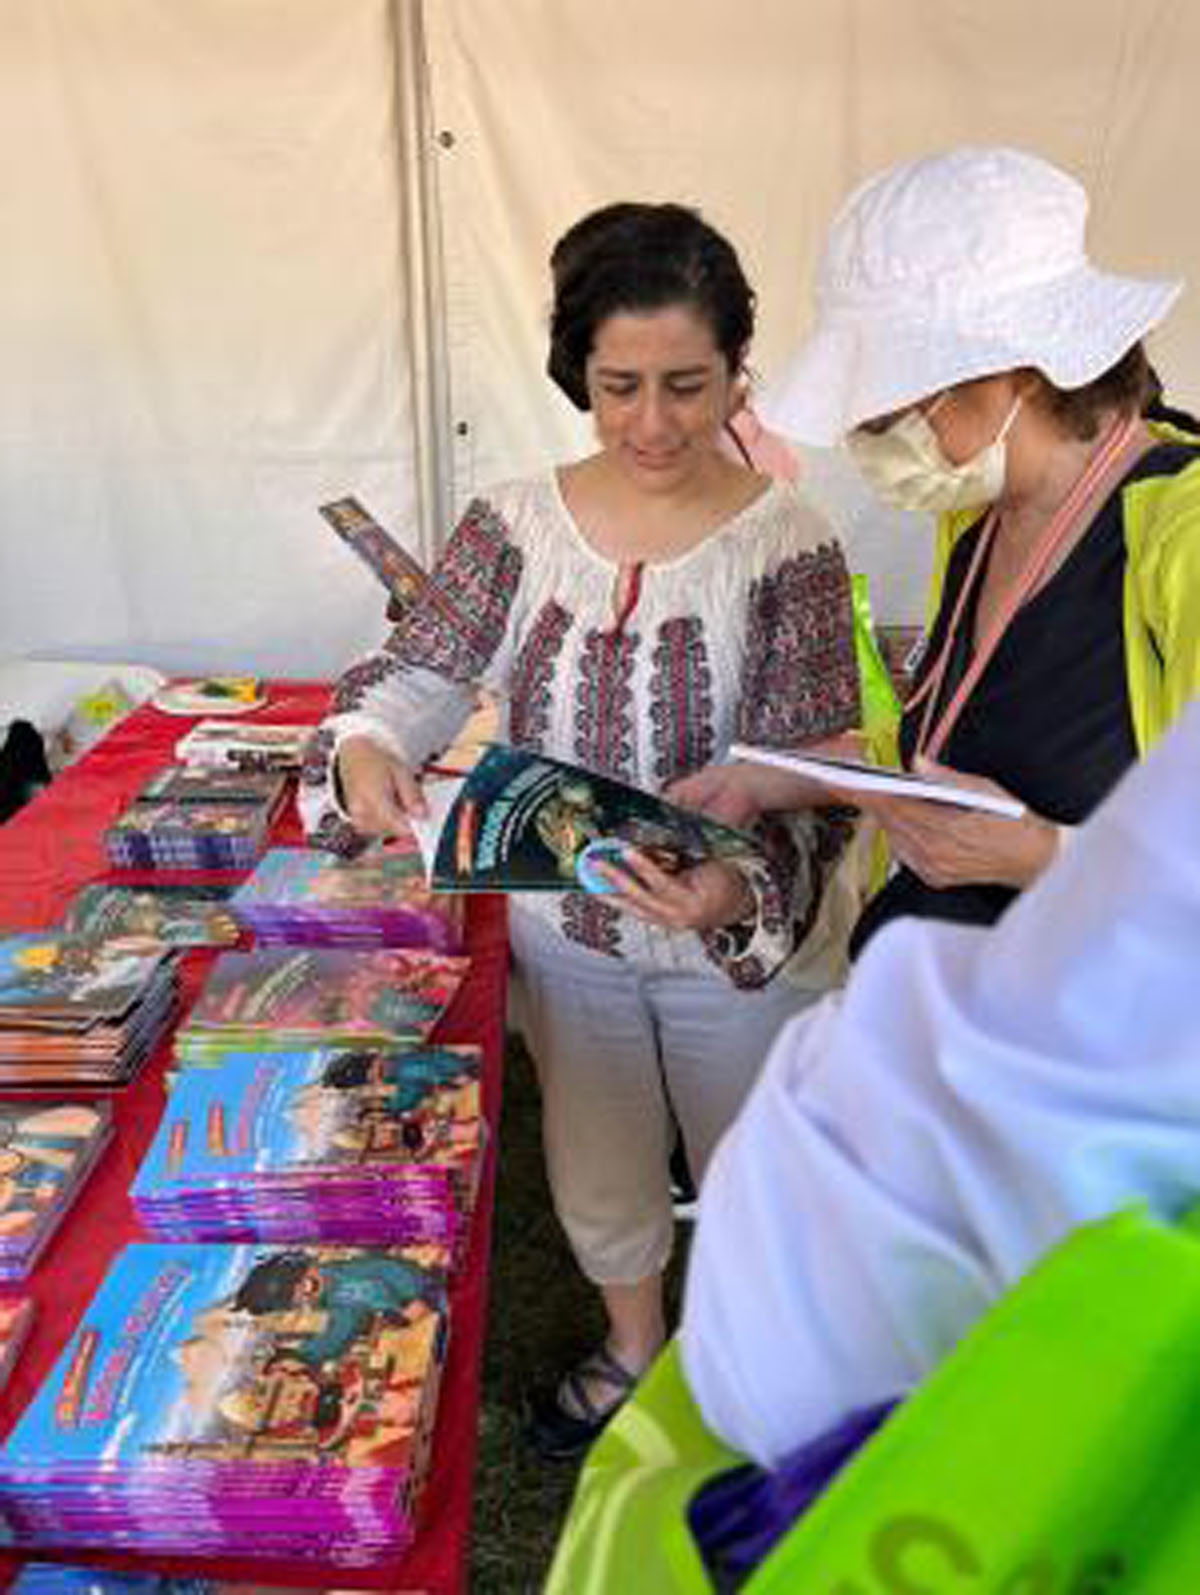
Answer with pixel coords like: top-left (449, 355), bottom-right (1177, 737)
top-left (667, 731), bottom-right (867, 825)
top-left (336, 735), bottom-right (428, 835)
top-left (592, 851), bottom-right (755, 932)
top-left (863, 757), bottom-right (1058, 891)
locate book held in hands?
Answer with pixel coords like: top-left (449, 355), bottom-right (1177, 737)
top-left (408, 744), bottom-right (761, 892)
top-left (727, 743), bottom-right (1027, 819)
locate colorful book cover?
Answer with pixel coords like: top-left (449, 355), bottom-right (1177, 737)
top-left (182, 948), bottom-right (468, 1045)
top-left (2, 1241), bottom-right (447, 1473)
top-left (230, 846), bottom-right (463, 949)
top-left (134, 1045), bottom-right (481, 1190)
top-left (64, 883), bottom-right (241, 949)
top-left (0, 934), bottom-right (166, 1022)
top-left (134, 766), bottom-right (288, 808)
top-left (0, 1103), bottom-right (111, 1260)
top-left (318, 496), bottom-right (429, 609)
top-left (109, 802), bottom-right (267, 842)
top-left (413, 743), bottom-right (761, 891)
top-left (0, 1296), bottom-right (35, 1386)
top-left (12, 1567), bottom-right (220, 1591)
top-left (174, 721), bottom-right (311, 772)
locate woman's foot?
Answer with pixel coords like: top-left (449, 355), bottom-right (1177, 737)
top-left (524, 1345), bottom-right (643, 1461)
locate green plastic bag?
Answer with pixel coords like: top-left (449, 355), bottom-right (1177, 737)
top-left (851, 573), bottom-right (901, 746)
top-left (547, 1207), bottom-right (1200, 1594)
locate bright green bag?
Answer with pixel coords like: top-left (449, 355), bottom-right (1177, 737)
top-left (851, 573), bottom-right (901, 746)
top-left (547, 1207), bottom-right (1200, 1594)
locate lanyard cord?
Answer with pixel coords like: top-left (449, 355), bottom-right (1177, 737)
top-left (908, 413), bottom-right (1141, 764)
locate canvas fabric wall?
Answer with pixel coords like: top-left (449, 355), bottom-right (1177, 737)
top-left (0, 0), bottom-right (440, 677)
top-left (424, 0), bottom-right (1200, 624)
top-left (3, 1), bottom-right (1198, 676)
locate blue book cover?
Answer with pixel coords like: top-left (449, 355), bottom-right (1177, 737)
top-left (2, 1242), bottom-right (447, 1472)
top-left (12, 1569), bottom-right (216, 1592)
top-left (0, 934), bottom-right (164, 1020)
top-left (132, 1045), bottom-right (482, 1193)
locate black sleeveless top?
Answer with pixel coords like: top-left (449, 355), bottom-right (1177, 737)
top-left (850, 442), bottom-right (1197, 956)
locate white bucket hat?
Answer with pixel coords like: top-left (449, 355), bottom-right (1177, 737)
top-left (763, 146), bottom-right (1184, 447)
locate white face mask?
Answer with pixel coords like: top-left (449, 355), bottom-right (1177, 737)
top-left (846, 393), bottom-right (1023, 514)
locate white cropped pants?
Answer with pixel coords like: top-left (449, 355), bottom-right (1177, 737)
top-left (510, 907), bottom-right (818, 1286)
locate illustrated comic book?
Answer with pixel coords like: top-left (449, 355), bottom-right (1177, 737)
top-left (318, 496), bottom-right (429, 610)
top-left (408, 743), bottom-right (761, 891)
top-left (135, 1044), bottom-right (482, 1189)
top-left (1, 1241), bottom-right (449, 1475)
top-left (64, 882), bottom-right (241, 949)
top-left (0, 934), bottom-right (166, 1024)
top-left (0, 1102), bottom-right (112, 1275)
top-left (229, 846), bottom-right (464, 951)
top-left (177, 948), bottom-right (468, 1054)
top-left (133, 765), bottom-right (290, 809)
top-left (0, 1297), bottom-right (35, 1387)
top-left (174, 721), bottom-right (310, 772)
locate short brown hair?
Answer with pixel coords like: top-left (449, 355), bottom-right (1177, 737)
top-left (1037, 343), bottom-right (1153, 440)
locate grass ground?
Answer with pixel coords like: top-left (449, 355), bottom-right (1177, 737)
top-left (469, 1035), bottom-right (690, 1593)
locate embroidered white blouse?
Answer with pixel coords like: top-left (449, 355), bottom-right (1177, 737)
top-left (300, 472), bottom-right (859, 986)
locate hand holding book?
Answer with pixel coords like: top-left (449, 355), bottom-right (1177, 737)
top-left (867, 754), bottom-right (1059, 892)
top-left (582, 845), bottom-right (756, 932)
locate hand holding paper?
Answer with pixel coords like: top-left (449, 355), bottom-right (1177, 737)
top-left (868, 756), bottom-right (1059, 891)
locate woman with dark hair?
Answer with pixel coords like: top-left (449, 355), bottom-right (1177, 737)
top-left (302, 201), bottom-right (859, 1456)
top-left (675, 147), bottom-right (1200, 953)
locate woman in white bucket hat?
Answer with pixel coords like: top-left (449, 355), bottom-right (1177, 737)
top-left (676, 145), bottom-right (1200, 954)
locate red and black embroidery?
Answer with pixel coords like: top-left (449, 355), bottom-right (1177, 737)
top-left (649, 616), bottom-right (715, 784)
top-left (574, 628), bottom-right (638, 780)
top-left (739, 546), bottom-right (860, 746)
top-left (333, 655), bottom-right (400, 715)
top-left (700, 816), bottom-right (821, 989)
top-left (560, 892), bottom-right (622, 957)
top-left (385, 497), bottom-right (523, 685)
top-left (510, 600), bottom-right (572, 752)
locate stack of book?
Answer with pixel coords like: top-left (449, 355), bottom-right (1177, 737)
top-left (0, 1297), bottom-right (35, 1388)
top-left (173, 947), bottom-right (469, 1066)
top-left (12, 1570), bottom-right (223, 1591)
top-left (104, 766), bottom-right (290, 872)
top-left (175, 720), bottom-right (311, 772)
top-left (9, 1571), bottom-right (291, 1592)
top-left (0, 934), bottom-right (179, 1087)
top-left (0, 1102), bottom-right (113, 1278)
top-left (229, 846), bottom-right (464, 952)
top-left (64, 881), bottom-right (242, 949)
top-left (0, 1241), bottom-right (450, 1566)
top-left (132, 1043), bottom-right (484, 1254)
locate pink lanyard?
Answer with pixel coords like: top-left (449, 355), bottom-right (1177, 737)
top-left (908, 413), bottom-right (1141, 764)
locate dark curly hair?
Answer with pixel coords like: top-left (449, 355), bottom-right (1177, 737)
top-left (1038, 342), bottom-right (1154, 440)
top-left (547, 202), bottom-right (755, 412)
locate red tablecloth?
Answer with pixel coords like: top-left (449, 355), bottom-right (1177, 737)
top-left (0, 682), bottom-right (507, 1594)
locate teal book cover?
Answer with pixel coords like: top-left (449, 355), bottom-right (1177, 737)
top-left (419, 744), bottom-right (760, 891)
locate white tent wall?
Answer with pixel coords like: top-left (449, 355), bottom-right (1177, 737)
top-left (2, 3), bottom-right (1198, 680)
top-left (0, 0), bottom-right (438, 678)
top-left (425, 0), bottom-right (1200, 624)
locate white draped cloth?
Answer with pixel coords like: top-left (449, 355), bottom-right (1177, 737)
top-left (682, 700), bottom-right (1200, 1466)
